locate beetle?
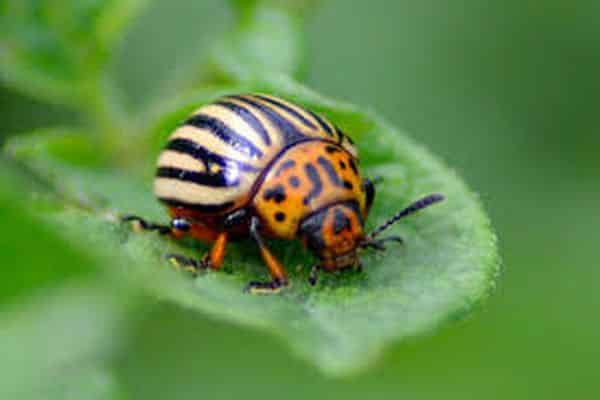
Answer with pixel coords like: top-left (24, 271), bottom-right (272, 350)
top-left (123, 93), bottom-right (444, 293)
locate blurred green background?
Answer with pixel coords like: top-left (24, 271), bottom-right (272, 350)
top-left (2, 0), bottom-right (599, 398)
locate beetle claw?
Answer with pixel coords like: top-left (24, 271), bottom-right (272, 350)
top-left (122, 215), bottom-right (172, 235)
top-left (165, 253), bottom-right (209, 275)
top-left (360, 235), bottom-right (404, 252)
top-left (355, 259), bottom-right (363, 272)
top-left (244, 279), bottom-right (287, 294)
top-left (308, 265), bottom-right (320, 286)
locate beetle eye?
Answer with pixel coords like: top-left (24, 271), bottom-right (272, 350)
top-left (171, 218), bottom-right (191, 231)
top-left (363, 179), bottom-right (376, 211)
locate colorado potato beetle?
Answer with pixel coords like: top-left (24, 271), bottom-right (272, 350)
top-left (124, 94), bottom-right (443, 293)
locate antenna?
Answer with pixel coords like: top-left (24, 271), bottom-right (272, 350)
top-left (368, 193), bottom-right (445, 239)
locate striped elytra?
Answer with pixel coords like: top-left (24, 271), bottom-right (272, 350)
top-left (154, 93), bottom-right (359, 216)
top-left (138, 92), bottom-right (444, 292)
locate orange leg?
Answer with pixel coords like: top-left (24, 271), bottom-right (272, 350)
top-left (123, 213), bottom-right (231, 275)
top-left (204, 231), bottom-right (228, 270)
top-left (246, 217), bottom-right (289, 294)
top-left (167, 232), bottom-right (229, 275)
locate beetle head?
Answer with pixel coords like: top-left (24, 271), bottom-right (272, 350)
top-left (299, 201), bottom-right (365, 271)
top-left (299, 194), bottom-right (446, 273)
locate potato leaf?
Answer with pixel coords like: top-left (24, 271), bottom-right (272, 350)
top-left (0, 0), bottom-right (148, 109)
top-left (0, 284), bottom-right (127, 399)
top-left (4, 79), bottom-right (499, 375)
top-left (210, 1), bottom-right (313, 83)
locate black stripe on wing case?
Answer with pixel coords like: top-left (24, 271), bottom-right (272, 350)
top-left (333, 126), bottom-right (344, 144)
top-left (344, 132), bottom-right (355, 145)
top-left (166, 138), bottom-right (259, 173)
top-left (305, 109), bottom-right (334, 136)
top-left (226, 95), bottom-right (306, 145)
top-left (215, 100), bottom-right (271, 146)
top-left (184, 114), bottom-right (263, 159)
top-left (156, 167), bottom-right (239, 187)
top-left (253, 94), bottom-right (317, 130)
top-left (158, 197), bottom-right (235, 213)
top-left (334, 125), bottom-right (355, 145)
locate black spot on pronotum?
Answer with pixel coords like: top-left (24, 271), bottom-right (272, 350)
top-left (348, 158), bottom-right (358, 175)
top-left (333, 208), bottom-right (351, 234)
top-left (339, 160), bottom-right (347, 170)
top-left (317, 156), bottom-right (353, 191)
top-left (275, 159), bottom-right (296, 176)
top-left (325, 145), bottom-right (341, 154)
top-left (289, 176), bottom-right (300, 187)
top-left (303, 163), bottom-right (323, 205)
top-left (275, 212), bottom-right (286, 222)
top-left (263, 185), bottom-right (286, 203)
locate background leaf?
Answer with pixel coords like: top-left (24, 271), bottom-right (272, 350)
top-left (3, 0), bottom-right (600, 398)
top-left (4, 78), bottom-right (499, 375)
top-left (0, 156), bottom-right (101, 302)
top-left (39, 366), bottom-right (127, 400)
top-left (206, 1), bottom-right (319, 85)
top-left (0, 284), bottom-right (128, 399)
top-left (0, 0), bottom-right (148, 112)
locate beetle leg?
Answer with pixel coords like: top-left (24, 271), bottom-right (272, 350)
top-left (122, 215), bottom-right (191, 238)
top-left (165, 253), bottom-right (205, 275)
top-left (355, 259), bottom-right (363, 272)
top-left (206, 231), bottom-right (228, 270)
top-left (223, 208), bottom-right (248, 228)
top-left (308, 264), bottom-right (321, 286)
top-left (245, 217), bottom-right (289, 294)
top-left (165, 231), bottom-right (228, 275)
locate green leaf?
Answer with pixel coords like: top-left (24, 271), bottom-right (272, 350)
top-left (0, 157), bottom-right (98, 303)
top-left (229, 0), bottom-right (321, 15)
top-left (210, 1), bottom-right (315, 83)
top-left (0, 0), bottom-right (149, 109)
top-left (4, 80), bottom-right (500, 376)
top-left (0, 284), bottom-right (127, 398)
top-left (143, 1), bottom-right (319, 113)
top-left (39, 366), bottom-right (127, 400)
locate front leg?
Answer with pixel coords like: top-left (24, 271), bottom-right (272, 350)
top-left (308, 260), bottom-right (363, 286)
top-left (245, 217), bottom-right (289, 294)
top-left (166, 231), bottom-right (229, 275)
